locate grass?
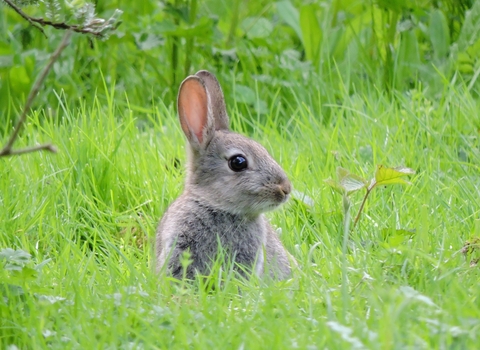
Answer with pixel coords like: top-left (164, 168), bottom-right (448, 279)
top-left (1, 77), bottom-right (480, 348)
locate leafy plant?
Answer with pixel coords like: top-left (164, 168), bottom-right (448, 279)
top-left (276, 0), bottom-right (480, 92)
top-left (326, 165), bottom-right (416, 230)
top-left (0, 248), bottom-right (51, 299)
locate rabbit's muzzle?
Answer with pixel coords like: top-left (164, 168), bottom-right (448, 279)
top-left (273, 180), bottom-right (292, 203)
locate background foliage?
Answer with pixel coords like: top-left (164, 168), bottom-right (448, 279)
top-left (2, 0), bottom-right (480, 127)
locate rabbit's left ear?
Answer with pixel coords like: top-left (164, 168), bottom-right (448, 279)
top-left (195, 70), bottom-right (229, 131)
top-left (177, 76), bottom-right (215, 150)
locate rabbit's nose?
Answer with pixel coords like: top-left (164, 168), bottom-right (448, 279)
top-left (280, 180), bottom-right (292, 196)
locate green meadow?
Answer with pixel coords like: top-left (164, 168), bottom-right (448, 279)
top-left (1, 0), bottom-right (480, 348)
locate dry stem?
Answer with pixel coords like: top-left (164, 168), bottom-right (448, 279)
top-left (0, 30), bottom-right (72, 158)
top-left (2, 0), bottom-right (106, 37)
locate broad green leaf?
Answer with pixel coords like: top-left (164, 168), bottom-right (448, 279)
top-left (429, 9), bottom-right (450, 61)
top-left (0, 284), bottom-right (25, 297)
top-left (241, 17), bottom-right (274, 39)
top-left (0, 55), bottom-right (13, 68)
top-left (340, 174), bottom-right (367, 193)
top-left (234, 84), bottom-right (256, 104)
top-left (133, 33), bottom-right (163, 51)
top-left (155, 20), bottom-right (177, 33)
top-left (375, 0), bottom-right (404, 13)
top-left (8, 65), bottom-right (31, 94)
top-left (457, 0), bottom-right (480, 52)
top-left (325, 178), bottom-right (345, 194)
top-left (386, 234), bottom-right (406, 248)
top-left (233, 84), bottom-right (267, 113)
top-left (11, 267), bottom-right (38, 281)
top-left (163, 3), bottom-right (189, 23)
top-left (455, 52), bottom-right (474, 74)
top-left (397, 19), bottom-right (414, 33)
top-left (326, 168), bottom-right (367, 195)
top-left (374, 165), bottom-right (415, 186)
top-left (277, 1), bottom-right (302, 40)
top-left (0, 40), bottom-right (14, 55)
top-left (336, 167), bottom-right (349, 180)
top-left (336, 167), bottom-right (368, 193)
top-left (0, 248), bottom-right (32, 267)
top-left (299, 4), bottom-right (321, 64)
top-left (395, 29), bottom-right (421, 88)
top-left (381, 228), bottom-right (416, 240)
top-left (160, 17), bottom-right (214, 39)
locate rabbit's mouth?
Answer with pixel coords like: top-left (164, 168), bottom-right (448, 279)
top-left (258, 186), bottom-right (290, 211)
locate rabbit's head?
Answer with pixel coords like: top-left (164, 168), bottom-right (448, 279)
top-left (178, 70), bottom-right (291, 217)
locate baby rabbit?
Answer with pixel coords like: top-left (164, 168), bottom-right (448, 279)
top-left (156, 70), bottom-right (294, 280)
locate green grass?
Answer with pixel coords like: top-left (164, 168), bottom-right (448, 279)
top-left (1, 79), bottom-right (480, 349)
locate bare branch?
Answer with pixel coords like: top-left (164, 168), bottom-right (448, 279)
top-left (2, 0), bottom-right (47, 36)
top-left (2, 0), bottom-right (122, 38)
top-left (0, 143), bottom-right (57, 156)
top-left (0, 30), bottom-right (72, 158)
top-left (353, 188), bottom-right (372, 228)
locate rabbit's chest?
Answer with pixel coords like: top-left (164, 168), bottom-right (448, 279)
top-left (190, 215), bottom-right (263, 251)
top-left (179, 211), bottom-right (266, 268)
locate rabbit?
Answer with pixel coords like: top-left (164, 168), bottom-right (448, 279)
top-left (156, 70), bottom-right (295, 280)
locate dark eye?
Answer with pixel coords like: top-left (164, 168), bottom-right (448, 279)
top-left (228, 155), bottom-right (248, 172)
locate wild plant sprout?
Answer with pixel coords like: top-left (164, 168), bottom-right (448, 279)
top-left (326, 165), bottom-right (416, 232)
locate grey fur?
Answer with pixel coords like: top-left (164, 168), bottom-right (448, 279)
top-left (156, 70), bottom-right (294, 280)
top-left (194, 70), bottom-right (229, 131)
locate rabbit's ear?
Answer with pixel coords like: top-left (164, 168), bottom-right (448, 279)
top-left (177, 76), bottom-right (214, 149)
top-left (195, 70), bottom-right (229, 131)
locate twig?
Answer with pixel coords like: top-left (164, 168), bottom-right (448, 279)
top-left (1, 143), bottom-right (57, 156)
top-left (2, 0), bottom-right (105, 37)
top-left (353, 187), bottom-right (373, 228)
top-left (2, 0), bottom-right (46, 36)
top-left (0, 30), bottom-right (72, 158)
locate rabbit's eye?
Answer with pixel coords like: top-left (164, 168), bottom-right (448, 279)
top-left (228, 155), bottom-right (248, 172)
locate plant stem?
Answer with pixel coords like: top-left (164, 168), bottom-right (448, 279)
top-left (3, 0), bottom-right (107, 37)
top-left (0, 143), bottom-right (57, 156)
top-left (342, 193), bottom-right (352, 234)
top-left (353, 187), bottom-right (373, 228)
top-left (3, 0), bottom-right (46, 36)
top-left (340, 193), bottom-right (351, 321)
top-left (0, 30), bottom-right (72, 158)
